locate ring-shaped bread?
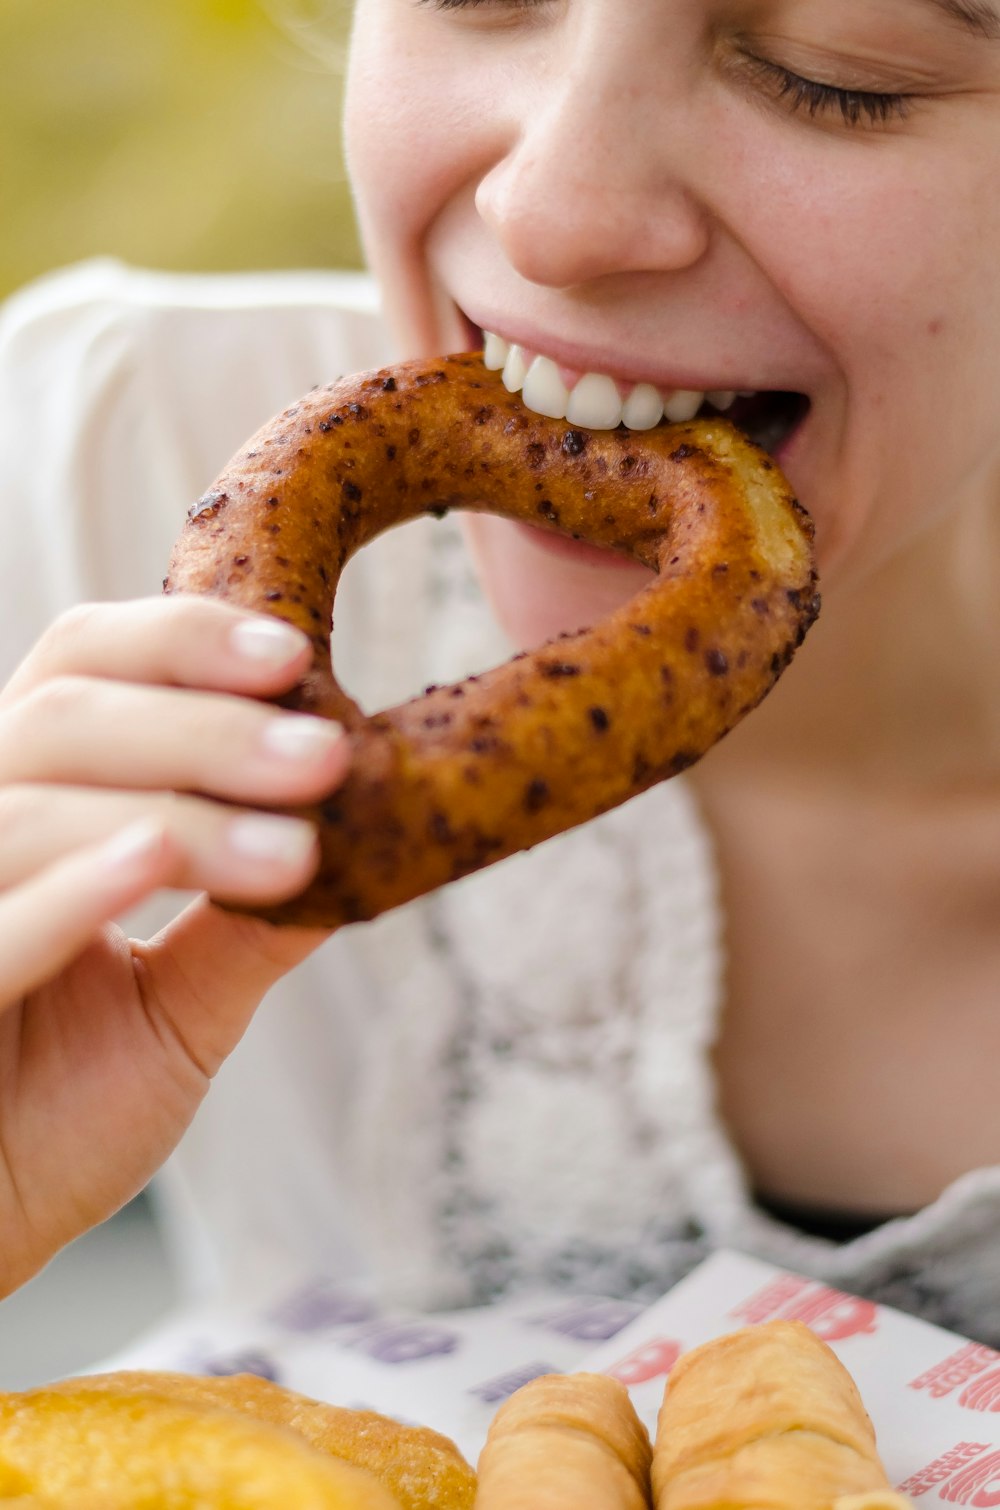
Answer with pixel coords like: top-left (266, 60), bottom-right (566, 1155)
top-left (166, 354), bottom-right (819, 928)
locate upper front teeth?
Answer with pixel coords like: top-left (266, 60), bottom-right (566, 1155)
top-left (522, 355), bottom-right (570, 420)
top-left (621, 383), bottom-right (666, 431)
top-left (566, 371), bottom-right (622, 429)
top-left (483, 331), bottom-right (509, 370)
top-left (483, 332), bottom-right (740, 432)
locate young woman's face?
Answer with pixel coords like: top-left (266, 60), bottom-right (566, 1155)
top-left (344, 0), bottom-right (1000, 647)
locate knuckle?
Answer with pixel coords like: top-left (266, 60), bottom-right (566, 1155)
top-left (40, 600), bottom-right (105, 657)
top-left (27, 673), bottom-right (89, 726)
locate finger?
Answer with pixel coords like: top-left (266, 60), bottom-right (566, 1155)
top-left (131, 893), bottom-right (330, 1079)
top-left (0, 785), bottom-right (324, 906)
top-left (0, 677), bottom-right (350, 806)
top-left (0, 820), bottom-right (180, 1005)
top-left (1, 597), bottom-right (320, 707)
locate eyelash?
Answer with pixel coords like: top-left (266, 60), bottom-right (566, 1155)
top-left (417, 3), bottom-right (913, 129)
top-left (750, 56), bottom-right (912, 127)
top-left (420, 0), bottom-right (545, 8)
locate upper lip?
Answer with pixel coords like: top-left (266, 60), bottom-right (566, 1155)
top-left (463, 311), bottom-right (803, 397)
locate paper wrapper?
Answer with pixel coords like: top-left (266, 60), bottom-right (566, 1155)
top-left (89, 1250), bottom-right (1000, 1503)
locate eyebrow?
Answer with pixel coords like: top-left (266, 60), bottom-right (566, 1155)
top-left (921, 0), bottom-right (1000, 38)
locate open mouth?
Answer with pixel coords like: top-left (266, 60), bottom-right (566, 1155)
top-left (717, 389), bottom-right (810, 457)
top-left (477, 330), bottom-right (810, 461)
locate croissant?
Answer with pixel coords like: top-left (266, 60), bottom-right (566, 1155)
top-left (476, 1371), bottom-right (652, 1510)
top-left (652, 1321), bottom-right (905, 1510)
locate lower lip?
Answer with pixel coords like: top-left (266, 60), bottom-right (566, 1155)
top-left (512, 520), bottom-right (647, 569)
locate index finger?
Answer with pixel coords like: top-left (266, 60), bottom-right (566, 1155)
top-left (2, 597), bottom-right (317, 706)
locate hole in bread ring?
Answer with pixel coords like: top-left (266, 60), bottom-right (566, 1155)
top-left (166, 353), bottom-right (819, 928)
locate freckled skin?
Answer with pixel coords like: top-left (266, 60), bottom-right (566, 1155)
top-left (166, 354), bottom-right (819, 929)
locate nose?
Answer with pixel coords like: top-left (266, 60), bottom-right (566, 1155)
top-left (475, 33), bottom-right (712, 290)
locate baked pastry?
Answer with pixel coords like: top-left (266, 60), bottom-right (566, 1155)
top-left (0, 1370), bottom-right (475, 1510)
top-left (653, 1321), bottom-right (900, 1510)
top-left (166, 353), bottom-right (819, 927)
top-left (476, 1370), bottom-right (652, 1510)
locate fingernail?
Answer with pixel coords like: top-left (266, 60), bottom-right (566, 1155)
top-left (227, 814), bottom-right (317, 866)
top-left (98, 818), bottom-right (165, 872)
top-left (260, 716), bottom-right (345, 762)
top-left (231, 617), bottom-right (308, 666)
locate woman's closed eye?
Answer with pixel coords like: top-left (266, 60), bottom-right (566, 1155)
top-left (417, 0), bottom-right (548, 10)
top-left (745, 53), bottom-right (913, 128)
top-left (415, 1), bottom-right (932, 131)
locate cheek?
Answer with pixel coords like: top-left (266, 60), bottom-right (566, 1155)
top-left (731, 121), bottom-right (1000, 392)
top-left (343, 22), bottom-right (419, 251)
top-left (344, 14), bottom-right (492, 266)
top-left (733, 121), bottom-right (1000, 566)
top-left (345, 10), bottom-right (504, 351)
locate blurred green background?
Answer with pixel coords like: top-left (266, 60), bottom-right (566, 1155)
top-left (0, 0), bottom-right (362, 303)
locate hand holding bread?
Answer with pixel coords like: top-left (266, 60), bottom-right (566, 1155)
top-left (0, 351), bottom-right (817, 1302)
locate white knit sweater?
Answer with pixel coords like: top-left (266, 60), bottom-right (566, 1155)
top-left (3, 260), bottom-right (999, 1344)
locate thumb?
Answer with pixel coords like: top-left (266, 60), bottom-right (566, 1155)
top-left (133, 895), bottom-right (331, 1077)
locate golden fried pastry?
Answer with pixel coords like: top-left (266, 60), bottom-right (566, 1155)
top-left (166, 353), bottom-right (819, 927)
top-left (653, 1321), bottom-right (898, 1510)
top-left (49, 1370), bottom-right (476, 1510)
top-left (0, 1500), bottom-right (88, 1508)
top-left (475, 1371), bottom-right (652, 1510)
top-left (0, 1383), bottom-right (401, 1508)
top-left (0, 1500), bottom-right (104, 1508)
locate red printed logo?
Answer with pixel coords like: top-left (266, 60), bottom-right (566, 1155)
top-left (605, 1338), bottom-right (683, 1388)
top-left (910, 1346), bottom-right (1000, 1404)
top-left (731, 1277), bottom-right (879, 1341)
top-left (941, 1448), bottom-right (1000, 1505)
top-left (732, 1275), bottom-right (812, 1325)
top-left (898, 1442), bottom-right (996, 1502)
top-left (961, 1373), bottom-right (1000, 1414)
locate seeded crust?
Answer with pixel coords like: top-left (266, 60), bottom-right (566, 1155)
top-left (165, 353), bottom-right (820, 928)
